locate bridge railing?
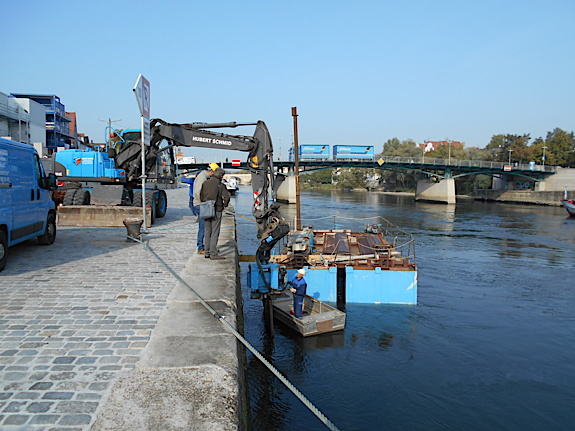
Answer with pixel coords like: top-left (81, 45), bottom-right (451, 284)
top-left (379, 156), bottom-right (557, 172)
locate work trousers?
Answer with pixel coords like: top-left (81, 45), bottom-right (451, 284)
top-left (293, 294), bottom-right (305, 318)
top-left (204, 211), bottom-right (223, 257)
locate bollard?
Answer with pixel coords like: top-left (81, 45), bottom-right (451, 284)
top-left (123, 218), bottom-right (144, 241)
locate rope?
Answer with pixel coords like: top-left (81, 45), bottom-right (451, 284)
top-left (129, 236), bottom-right (341, 431)
top-left (224, 209), bottom-right (256, 223)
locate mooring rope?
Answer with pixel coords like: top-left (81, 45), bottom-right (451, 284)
top-left (129, 235), bottom-right (341, 431)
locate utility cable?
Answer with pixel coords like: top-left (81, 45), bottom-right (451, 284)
top-left (130, 236), bottom-right (341, 431)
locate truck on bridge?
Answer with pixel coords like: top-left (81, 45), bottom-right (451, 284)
top-left (288, 144), bottom-right (375, 161)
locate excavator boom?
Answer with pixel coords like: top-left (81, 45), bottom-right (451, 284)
top-left (148, 119), bottom-right (286, 246)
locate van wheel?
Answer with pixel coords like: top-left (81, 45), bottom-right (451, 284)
top-left (0, 230), bottom-right (8, 272)
top-left (38, 213), bottom-right (57, 245)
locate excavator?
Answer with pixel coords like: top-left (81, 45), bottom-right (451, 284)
top-left (50, 118), bottom-right (289, 249)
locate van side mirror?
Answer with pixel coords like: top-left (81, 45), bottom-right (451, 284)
top-left (42, 173), bottom-right (58, 190)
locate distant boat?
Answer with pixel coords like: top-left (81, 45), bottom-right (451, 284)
top-left (223, 177), bottom-right (239, 196)
top-left (560, 199), bottom-right (575, 217)
top-left (272, 292), bottom-right (346, 337)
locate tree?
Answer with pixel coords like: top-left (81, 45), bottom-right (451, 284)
top-left (485, 134), bottom-right (531, 163)
top-left (543, 128), bottom-right (574, 166)
top-left (301, 169), bottom-right (334, 186)
top-left (337, 168), bottom-right (366, 190)
top-left (426, 143), bottom-right (467, 161)
top-left (381, 138), bottom-right (421, 157)
top-left (379, 138), bottom-right (419, 192)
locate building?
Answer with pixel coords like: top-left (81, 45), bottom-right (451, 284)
top-left (0, 91), bottom-right (47, 155)
top-left (11, 93), bottom-right (74, 154)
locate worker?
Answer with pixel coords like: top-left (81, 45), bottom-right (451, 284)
top-left (180, 173), bottom-right (196, 216)
top-left (193, 163), bottom-right (219, 254)
top-left (288, 269), bottom-right (307, 318)
top-left (200, 167), bottom-right (230, 260)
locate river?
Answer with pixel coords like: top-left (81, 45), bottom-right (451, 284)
top-left (231, 187), bottom-right (575, 431)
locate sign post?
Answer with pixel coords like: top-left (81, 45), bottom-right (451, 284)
top-left (133, 74), bottom-right (151, 231)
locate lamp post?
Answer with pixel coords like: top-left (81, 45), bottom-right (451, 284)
top-left (447, 140), bottom-right (452, 164)
top-left (508, 149), bottom-right (513, 165)
top-left (542, 146), bottom-right (547, 167)
top-left (278, 137), bottom-right (283, 161)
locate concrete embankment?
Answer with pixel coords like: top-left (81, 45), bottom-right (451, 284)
top-left (92, 209), bottom-right (247, 431)
top-left (474, 189), bottom-right (574, 205)
top-left (0, 186), bottom-right (247, 430)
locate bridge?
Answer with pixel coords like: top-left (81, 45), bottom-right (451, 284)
top-left (178, 157), bottom-right (568, 204)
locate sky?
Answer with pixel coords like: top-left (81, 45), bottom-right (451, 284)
top-left (2, 0), bottom-right (574, 162)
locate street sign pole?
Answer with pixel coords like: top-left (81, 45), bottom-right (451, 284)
top-left (133, 74), bottom-right (151, 231)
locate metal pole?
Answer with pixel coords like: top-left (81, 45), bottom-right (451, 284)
top-left (292, 107), bottom-right (301, 231)
top-left (542, 146), bottom-right (547, 167)
top-left (140, 117), bottom-right (147, 232)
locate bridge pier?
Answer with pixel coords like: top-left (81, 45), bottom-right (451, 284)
top-left (415, 178), bottom-right (456, 204)
top-left (276, 174), bottom-right (297, 203)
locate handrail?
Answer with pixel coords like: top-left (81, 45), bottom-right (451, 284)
top-left (380, 155), bottom-right (557, 172)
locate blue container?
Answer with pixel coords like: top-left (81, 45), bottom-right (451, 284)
top-left (333, 145), bottom-right (374, 160)
top-left (289, 145), bottom-right (330, 161)
top-left (345, 267), bottom-right (417, 304)
top-left (299, 145), bottom-right (330, 160)
top-left (286, 266), bottom-right (417, 304)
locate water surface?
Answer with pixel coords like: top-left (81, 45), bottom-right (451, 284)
top-left (232, 188), bottom-right (575, 431)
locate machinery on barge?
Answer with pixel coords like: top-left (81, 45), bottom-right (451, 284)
top-left (248, 220), bottom-right (418, 306)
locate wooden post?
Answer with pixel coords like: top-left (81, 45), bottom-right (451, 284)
top-left (263, 295), bottom-right (274, 338)
top-left (291, 107), bottom-right (301, 230)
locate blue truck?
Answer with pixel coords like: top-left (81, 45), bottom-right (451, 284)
top-left (333, 145), bottom-right (375, 160)
top-left (0, 138), bottom-right (58, 271)
top-left (289, 144), bottom-right (330, 161)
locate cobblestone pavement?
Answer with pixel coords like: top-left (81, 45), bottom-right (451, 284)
top-left (0, 186), bottom-right (200, 430)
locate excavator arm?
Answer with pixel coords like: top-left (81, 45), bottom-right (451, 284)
top-left (148, 119), bottom-right (289, 258)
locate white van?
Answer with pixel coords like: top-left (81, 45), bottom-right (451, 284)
top-left (0, 138), bottom-right (57, 271)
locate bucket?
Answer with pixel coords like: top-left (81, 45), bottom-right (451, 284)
top-left (123, 218), bottom-right (144, 241)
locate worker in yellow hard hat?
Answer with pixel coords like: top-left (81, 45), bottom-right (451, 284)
top-left (192, 164), bottom-right (218, 253)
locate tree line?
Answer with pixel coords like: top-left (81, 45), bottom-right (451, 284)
top-left (301, 127), bottom-right (575, 193)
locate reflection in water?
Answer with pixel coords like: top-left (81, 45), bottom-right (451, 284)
top-left (235, 186), bottom-right (575, 431)
top-left (377, 333), bottom-right (394, 350)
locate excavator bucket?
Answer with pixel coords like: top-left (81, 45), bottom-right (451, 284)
top-left (57, 206), bottom-right (152, 228)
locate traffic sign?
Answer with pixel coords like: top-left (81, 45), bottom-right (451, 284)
top-left (133, 74), bottom-right (150, 118)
